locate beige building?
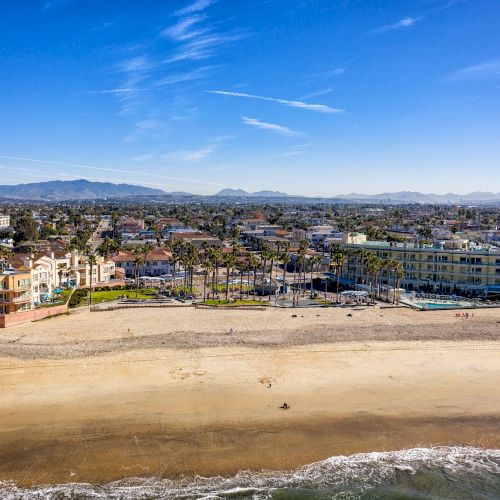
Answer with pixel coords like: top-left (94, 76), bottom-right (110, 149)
top-left (342, 237), bottom-right (500, 297)
top-left (0, 214), bottom-right (10, 229)
top-left (0, 268), bottom-right (33, 315)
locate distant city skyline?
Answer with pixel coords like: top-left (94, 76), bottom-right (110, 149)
top-left (1, 0), bottom-right (499, 195)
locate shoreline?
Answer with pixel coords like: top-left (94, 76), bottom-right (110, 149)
top-left (2, 413), bottom-right (499, 486)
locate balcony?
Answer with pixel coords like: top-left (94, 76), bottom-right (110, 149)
top-left (1, 286), bottom-right (32, 292)
top-left (0, 295), bottom-right (32, 304)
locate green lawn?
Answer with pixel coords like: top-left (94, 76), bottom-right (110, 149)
top-left (89, 288), bottom-right (156, 304)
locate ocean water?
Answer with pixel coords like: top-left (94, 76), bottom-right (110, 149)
top-left (1, 447), bottom-right (499, 499)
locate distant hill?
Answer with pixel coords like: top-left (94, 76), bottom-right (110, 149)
top-left (214, 188), bottom-right (500, 203)
top-left (214, 188), bottom-right (290, 198)
top-left (336, 191), bottom-right (500, 203)
top-left (0, 179), bottom-right (167, 200)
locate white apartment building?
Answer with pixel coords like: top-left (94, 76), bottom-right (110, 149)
top-left (0, 214), bottom-right (10, 229)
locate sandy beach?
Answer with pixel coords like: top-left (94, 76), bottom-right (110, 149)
top-left (0, 306), bottom-right (499, 486)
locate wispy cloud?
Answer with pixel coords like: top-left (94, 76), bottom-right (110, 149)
top-left (278, 142), bottom-right (313, 157)
top-left (300, 87), bottom-right (334, 100)
top-left (161, 14), bottom-right (209, 41)
top-left (129, 153), bottom-right (155, 161)
top-left (164, 31), bottom-right (244, 63)
top-left (208, 90), bottom-right (343, 113)
top-left (0, 154), bottom-right (227, 187)
top-left (41, 0), bottom-right (73, 11)
top-left (123, 119), bottom-right (160, 142)
top-left (372, 16), bottom-right (419, 34)
top-left (153, 66), bottom-right (213, 87)
top-left (90, 21), bottom-right (114, 32)
top-left (87, 88), bottom-right (150, 95)
top-left (161, 1), bottom-right (243, 64)
top-left (174, 0), bottom-right (217, 17)
top-left (242, 117), bottom-right (301, 136)
top-left (449, 60), bottom-right (500, 80)
top-left (163, 145), bottom-right (216, 162)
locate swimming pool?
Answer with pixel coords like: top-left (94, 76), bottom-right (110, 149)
top-left (401, 299), bottom-right (474, 310)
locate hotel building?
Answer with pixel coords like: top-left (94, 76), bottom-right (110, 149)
top-left (342, 234), bottom-right (500, 297)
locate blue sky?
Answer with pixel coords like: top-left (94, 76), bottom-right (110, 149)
top-left (0, 0), bottom-right (499, 196)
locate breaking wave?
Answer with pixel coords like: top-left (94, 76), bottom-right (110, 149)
top-left (1, 446), bottom-right (499, 499)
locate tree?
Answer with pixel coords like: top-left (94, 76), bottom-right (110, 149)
top-left (141, 241), bottom-right (155, 274)
top-left (86, 253), bottom-right (97, 306)
top-left (224, 253), bottom-right (236, 301)
top-left (310, 254), bottom-right (322, 298)
top-left (259, 241), bottom-right (270, 300)
top-left (248, 253), bottom-right (260, 298)
top-left (298, 239), bottom-right (308, 296)
top-left (394, 261), bottom-right (404, 304)
top-left (0, 246), bottom-right (13, 271)
top-left (330, 246), bottom-right (347, 302)
top-left (280, 250), bottom-right (291, 298)
top-left (96, 237), bottom-right (119, 259)
top-left (133, 248), bottom-right (144, 298)
top-left (57, 263), bottom-right (67, 288)
top-left (202, 256), bottom-right (213, 302)
top-left (13, 215), bottom-right (38, 244)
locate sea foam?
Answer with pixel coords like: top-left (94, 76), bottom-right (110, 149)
top-left (1, 446), bottom-right (499, 499)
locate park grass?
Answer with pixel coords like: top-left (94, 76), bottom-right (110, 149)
top-left (89, 288), bottom-right (156, 305)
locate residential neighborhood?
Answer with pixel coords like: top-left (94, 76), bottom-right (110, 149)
top-left (1, 198), bottom-right (500, 327)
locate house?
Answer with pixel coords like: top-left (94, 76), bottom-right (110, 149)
top-left (170, 232), bottom-right (222, 248)
top-left (112, 248), bottom-right (173, 277)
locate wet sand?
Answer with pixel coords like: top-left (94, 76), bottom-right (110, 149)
top-left (0, 307), bottom-right (499, 486)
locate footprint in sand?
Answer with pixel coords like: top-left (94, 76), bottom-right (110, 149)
top-left (170, 368), bottom-right (191, 380)
top-left (171, 368), bottom-right (207, 379)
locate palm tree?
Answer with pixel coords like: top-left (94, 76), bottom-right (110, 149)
top-left (224, 253), bottom-right (236, 301)
top-left (280, 251), bottom-right (291, 298)
top-left (202, 257), bottom-right (213, 302)
top-left (185, 242), bottom-right (199, 293)
top-left (152, 225), bottom-right (163, 247)
top-left (394, 261), bottom-right (404, 304)
top-left (57, 263), bottom-right (67, 288)
top-left (366, 255), bottom-right (383, 301)
top-left (248, 253), bottom-right (259, 298)
top-left (97, 237), bottom-right (119, 260)
top-left (132, 248), bottom-right (144, 298)
top-left (310, 254), bottom-right (322, 298)
top-left (237, 260), bottom-right (248, 299)
top-left (335, 251), bottom-right (347, 302)
top-left (259, 241), bottom-right (270, 299)
top-left (298, 239), bottom-right (308, 296)
top-left (141, 241), bottom-right (155, 276)
top-left (86, 253), bottom-right (97, 306)
top-left (267, 250), bottom-right (276, 301)
top-left (211, 247), bottom-right (222, 298)
top-left (231, 241), bottom-right (242, 256)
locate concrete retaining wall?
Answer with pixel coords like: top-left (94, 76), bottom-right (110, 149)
top-left (0, 304), bottom-right (68, 328)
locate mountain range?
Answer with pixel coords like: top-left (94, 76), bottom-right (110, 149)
top-left (0, 179), bottom-right (166, 200)
top-left (0, 180), bottom-right (499, 204)
top-left (215, 188), bottom-right (290, 198)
